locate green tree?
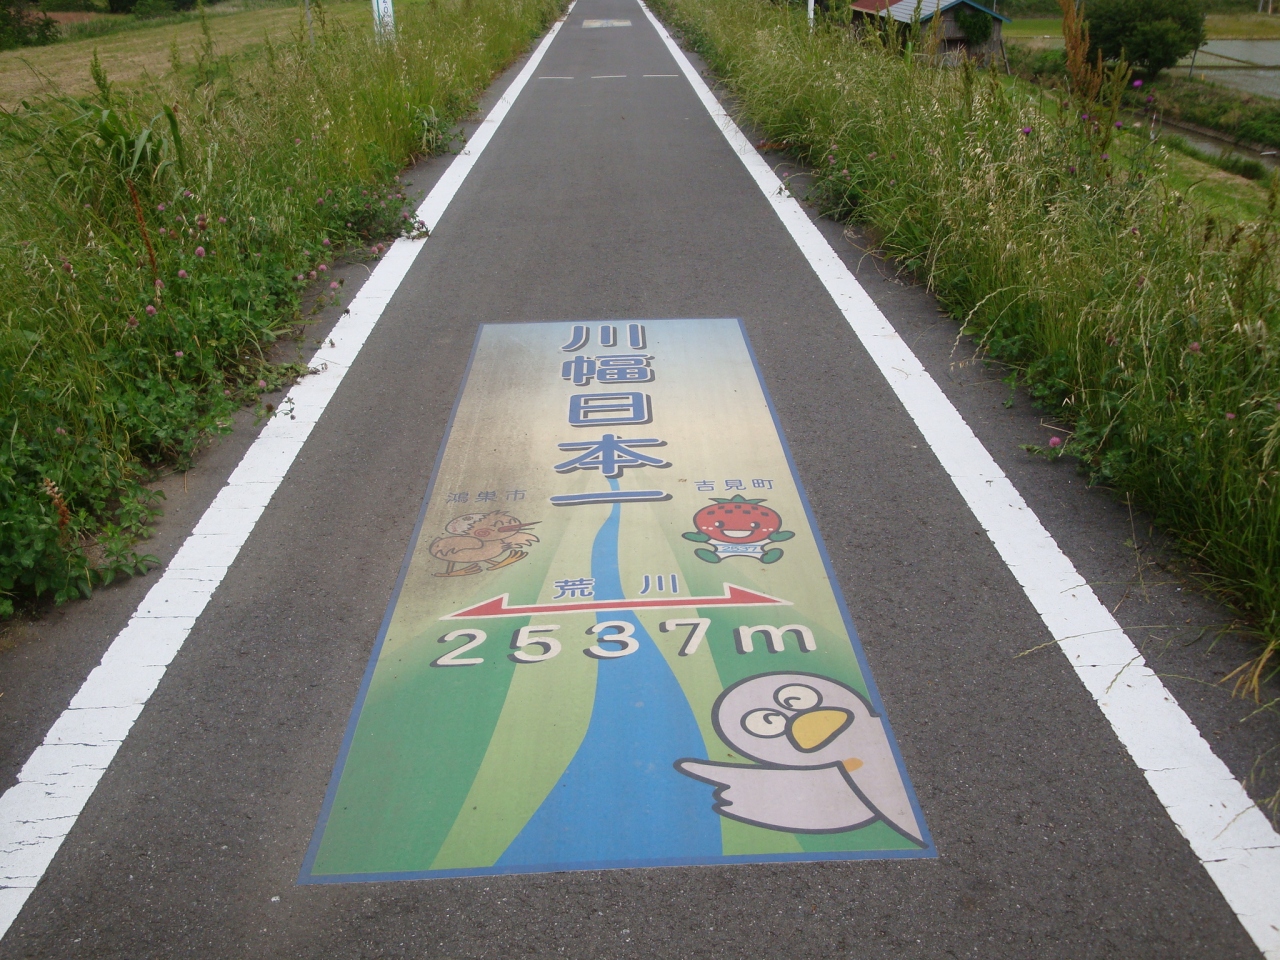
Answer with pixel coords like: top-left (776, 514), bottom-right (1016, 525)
top-left (1088, 0), bottom-right (1206, 77)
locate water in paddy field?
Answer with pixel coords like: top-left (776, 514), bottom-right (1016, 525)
top-left (1200, 40), bottom-right (1280, 67)
top-left (1180, 40), bottom-right (1280, 98)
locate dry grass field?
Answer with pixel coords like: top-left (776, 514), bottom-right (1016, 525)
top-left (0, 1), bottom-right (368, 107)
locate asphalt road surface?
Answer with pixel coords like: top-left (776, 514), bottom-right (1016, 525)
top-left (2, 1), bottom-right (1279, 957)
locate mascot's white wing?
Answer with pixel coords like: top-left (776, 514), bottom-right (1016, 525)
top-left (676, 760), bottom-right (879, 833)
top-left (842, 718), bottom-right (926, 845)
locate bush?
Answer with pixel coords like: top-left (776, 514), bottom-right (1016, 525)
top-left (1008, 43), bottom-right (1068, 78)
top-left (954, 4), bottom-right (993, 43)
top-left (0, 0), bottom-right (58, 48)
top-left (131, 0), bottom-right (174, 17)
top-left (1088, 0), bottom-right (1206, 77)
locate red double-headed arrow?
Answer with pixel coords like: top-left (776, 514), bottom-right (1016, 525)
top-left (440, 583), bottom-right (791, 620)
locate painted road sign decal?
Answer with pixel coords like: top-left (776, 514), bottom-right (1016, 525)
top-left (299, 319), bottom-right (934, 883)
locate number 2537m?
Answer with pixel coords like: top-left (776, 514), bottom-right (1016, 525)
top-left (432, 619), bottom-right (817, 667)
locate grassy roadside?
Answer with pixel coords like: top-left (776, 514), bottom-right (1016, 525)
top-left (0, 0), bottom-right (566, 617)
top-left (649, 0), bottom-right (1280, 690)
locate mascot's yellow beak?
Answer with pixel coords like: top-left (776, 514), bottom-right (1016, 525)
top-left (789, 708), bottom-right (853, 752)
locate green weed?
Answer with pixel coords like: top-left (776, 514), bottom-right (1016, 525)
top-left (0, 0), bottom-right (566, 616)
top-left (652, 0), bottom-right (1280, 692)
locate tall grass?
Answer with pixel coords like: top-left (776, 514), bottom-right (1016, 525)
top-left (650, 0), bottom-right (1280, 690)
top-left (0, 0), bottom-right (565, 615)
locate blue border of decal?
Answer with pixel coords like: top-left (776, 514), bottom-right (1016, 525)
top-left (297, 318), bottom-right (936, 886)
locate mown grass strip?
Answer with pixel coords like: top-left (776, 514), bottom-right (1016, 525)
top-left (648, 0), bottom-right (1280, 689)
top-left (0, 0), bottom-right (566, 617)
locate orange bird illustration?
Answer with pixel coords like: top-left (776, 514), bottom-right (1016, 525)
top-left (429, 511), bottom-right (540, 577)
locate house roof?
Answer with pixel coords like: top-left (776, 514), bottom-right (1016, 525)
top-left (850, 0), bottom-right (1010, 23)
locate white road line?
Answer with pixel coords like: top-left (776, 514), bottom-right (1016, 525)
top-left (540, 76), bottom-right (575, 79)
top-left (0, 2), bottom-right (575, 941)
top-left (592, 74), bottom-right (626, 78)
top-left (644, 73), bottom-right (678, 77)
top-left (637, 1), bottom-right (1280, 956)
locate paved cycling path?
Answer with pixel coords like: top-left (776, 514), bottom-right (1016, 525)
top-left (2, 1), bottom-right (1278, 957)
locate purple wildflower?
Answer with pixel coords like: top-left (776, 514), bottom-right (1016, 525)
top-left (195, 246), bottom-right (205, 257)
top-left (145, 304), bottom-right (157, 316)
top-left (1048, 436), bottom-right (1063, 449)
